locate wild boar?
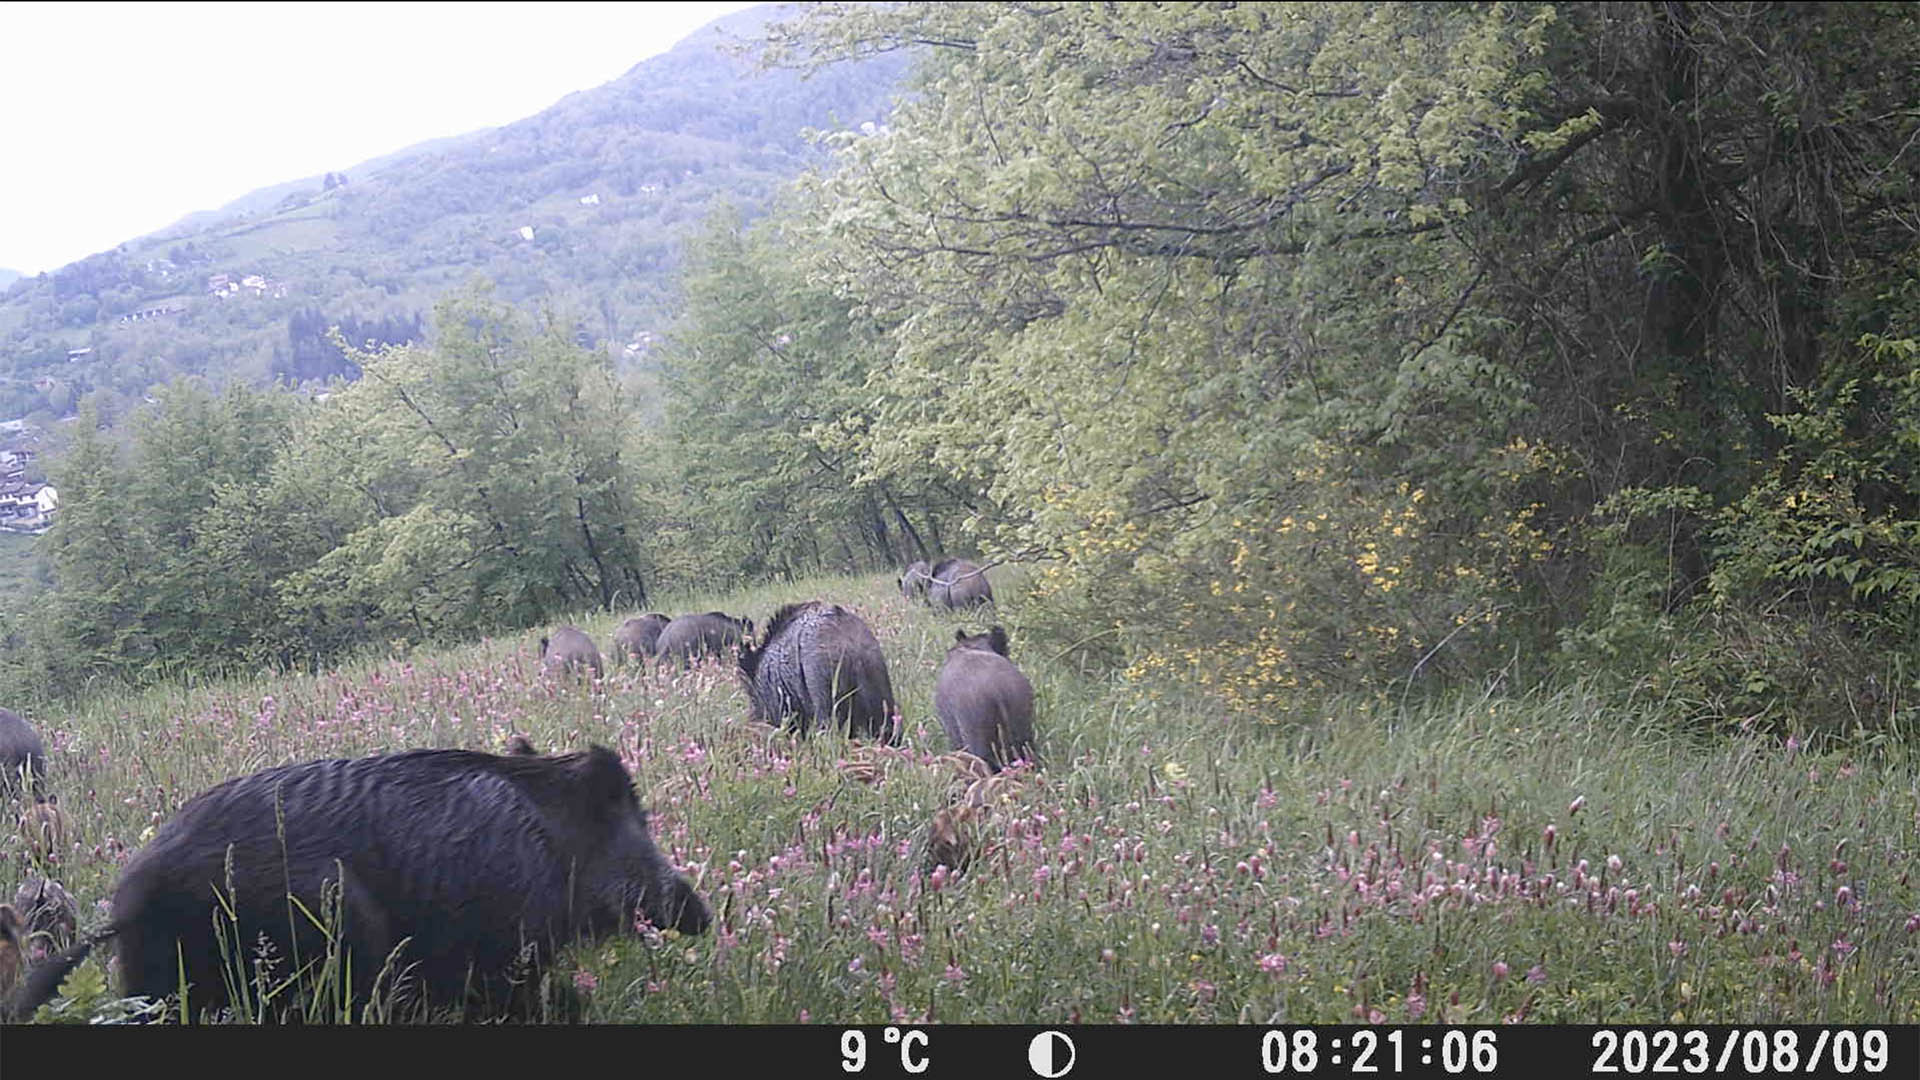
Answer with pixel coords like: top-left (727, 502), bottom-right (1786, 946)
top-left (539, 626), bottom-right (604, 680)
top-left (612, 614), bottom-right (672, 663)
top-left (899, 560), bottom-right (932, 602)
top-left (17, 795), bottom-right (69, 863)
top-left (934, 626), bottom-right (1035, 772)
top-left (11, 876), bottom-right (78, 950)
top-left (653, 612), bottom-right (753, 668)
top-left (923, 771), bottom-right (1031, 873)
top-left (0, 708), bottom-right (45, 796)
top-left (930, 558), bottom-right (994, 609)
top-left (738, 601), bottom-right (897, 741)
top-left (4, 745), bottom-right (709, 1023)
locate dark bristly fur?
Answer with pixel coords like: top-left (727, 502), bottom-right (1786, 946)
top-left (3, 746), bottom-right (709, 1023)
top-left (935, 626), bottom-right (1035, 772)
top-left (738, 601), bottom-right (898, 741)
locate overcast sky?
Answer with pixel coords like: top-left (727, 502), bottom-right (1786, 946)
top-left (0, 1), bottom-right (765, 276)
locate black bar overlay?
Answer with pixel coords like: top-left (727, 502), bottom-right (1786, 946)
top-left (3, 1024), bottom-right (1915, 1078)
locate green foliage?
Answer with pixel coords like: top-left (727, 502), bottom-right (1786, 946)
top-left (656, 208), bottom-right (972, 587)
top-left (1710, 333), bottom-right (1920, 632)
top-left (10, 2), bottom-right (1919, 735)
top-left (751, 2), bottom-right (1583, 706)
top-left (7, 288), bottom-right (662, 699)
top-left (729, 1), bottom-right (1920, 725)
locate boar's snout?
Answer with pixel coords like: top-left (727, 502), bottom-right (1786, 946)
top-left (667, 875), bottom-right (711, 935)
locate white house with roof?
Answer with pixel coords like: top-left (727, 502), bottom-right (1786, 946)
top-left (0, 480), bottom-right (56, 532)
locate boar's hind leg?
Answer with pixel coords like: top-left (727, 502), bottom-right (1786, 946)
top-left (329, 865), bottom-right (400, 1018)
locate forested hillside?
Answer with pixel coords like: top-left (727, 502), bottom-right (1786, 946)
top-left (0, 5), bottom-right (904, 424)
top-left (12, 2), bottom-right (1918, 738)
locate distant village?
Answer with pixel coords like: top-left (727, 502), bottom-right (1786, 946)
top-left (205, 272), bottom-right (288, 300)
top-left (0, 422), bottom-right (54, 534)
top-left (104, 267), bottom-right (289, 327)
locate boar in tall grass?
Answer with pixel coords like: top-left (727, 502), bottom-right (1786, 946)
top-left (0, 708), bottom-right (44, 796)
top-left (654, 612), bottom-right (753, 667)
top-left (899, 560), bottom-right (933, 602)
top-left (11, 877), bottom-right (78, 951)
top-left (17, 795), bottom-right (69, 863)
top-left (930, 558), bottom-right (994, 609)
top-left (5, 746), bottom-right (710, 1022)
top-left (612, 614), bottom-right (672, 663)
top-left (739, 601), bottom-right (898, 741)
top-left (539, 626), bottom-right (604, 680)
top-left (934, 626), bottom-right (1035, 772)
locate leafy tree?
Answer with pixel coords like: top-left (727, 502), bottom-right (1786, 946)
top-left (761, 1), bottom-right (1919, 720)
top-left (660, 207), bottom-right (972, 588)
top-left (37, 397), bottom-right (153, 691)
top-left (276, 285), bottom-right (655, 648)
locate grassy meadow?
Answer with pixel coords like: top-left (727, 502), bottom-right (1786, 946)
top-left (5, 570), bottom-right (1917, 1023)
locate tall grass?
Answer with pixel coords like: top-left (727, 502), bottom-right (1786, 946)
top-left (5, 572), bottom-right (1916, 1022)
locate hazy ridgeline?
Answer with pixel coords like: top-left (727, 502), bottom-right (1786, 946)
top-left (0, 5), bottom-right (909, 424)
top-left (2, 1), bottom-right (1918, 1024)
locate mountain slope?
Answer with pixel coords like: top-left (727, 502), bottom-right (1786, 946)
top-left (0, 4), bottom-right (903, 416)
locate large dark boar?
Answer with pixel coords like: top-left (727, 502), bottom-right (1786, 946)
top-left (930, 558), bottom-right (995, 609)
top-left (0, 708), bottom-right (45, 796)
top-left (934, 626), bottom-right (1035, 772)
top-left (899, 560), bottom-right (932, 602)
top-left (539, 626), bottom-right (604, 680)
top-left (4, 745), bottom-right (709, 1023)
top-left (739, 602), bottom-right (898, 741)
top-left (612, 613), bottom-right (672, 663)
top-left (653, 612), bottom-right (753, 667)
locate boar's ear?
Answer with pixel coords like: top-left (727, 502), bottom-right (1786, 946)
top-left (574, 746), bottom-right (638, 818)
top-left (954, 628), bottom-right (969, 644)
top-left (0, 903), bottom-right (20, 945)
top-left (988, 626), bottom-right (1010, 657)
top-left (505, 734), bottom-right (538, 756)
